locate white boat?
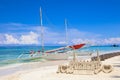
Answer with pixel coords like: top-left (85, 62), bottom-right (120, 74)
top-left (18, 7), bottom-right (85, 60)
top-left (42, 44), bottom-right (86, 60)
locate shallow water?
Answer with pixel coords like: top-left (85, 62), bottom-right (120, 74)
top-left (0, 45), bottom-right (120, 66)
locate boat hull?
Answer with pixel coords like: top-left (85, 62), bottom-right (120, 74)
top-left (42, 53), bottom-right (69, 60)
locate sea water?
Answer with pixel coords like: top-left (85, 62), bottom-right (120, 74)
top-left (0, 46), bottom-right (60, 66)
top-left (0, 45), bottom-right (120, 67)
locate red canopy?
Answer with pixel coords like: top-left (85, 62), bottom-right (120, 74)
top-left (45, 43), bottom-right (85, 53)
top-left (69, 43), bottom-right (85, 49)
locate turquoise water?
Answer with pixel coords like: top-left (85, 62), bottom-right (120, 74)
top-left (0, 46), bottom-right (61, 66)
top-left (80, 46), bottom-right (120, 53)
top-left (0, 45), bottom-right (120, 66)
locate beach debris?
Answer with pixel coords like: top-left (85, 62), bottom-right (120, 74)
top-left (57, 50), bottom-right (113, 75)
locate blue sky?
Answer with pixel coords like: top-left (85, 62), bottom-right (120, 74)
top-left (0, 0), bottom-right (120, 45)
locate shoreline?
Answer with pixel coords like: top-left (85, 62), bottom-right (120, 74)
top-left (0, 60), bottom-right (68, 77)
top-left (0, 51), bottom-right (120, 80)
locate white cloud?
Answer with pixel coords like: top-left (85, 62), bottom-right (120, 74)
top-left (0, 23), bottom-right (120, 45)
top-left (56, 41), bottom-right (67, 45)
top-left (55, 28), bottom-right (102, 45)
top-left (4, 31), bottom-right (39, 44)
top-left (103, 38), bottom-right (120, 44)
top-left (0, 34), bottom-right (5, 44)
top-left (71, 38), bottom-right (120, 46)
top-left (68, 28), bottom-right (101, 39)
top-left (4, 34), bottom-right (19, 44)
top-left (20, 31), bottom-right (39, 44)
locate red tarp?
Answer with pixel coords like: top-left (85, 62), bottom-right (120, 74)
top-left (69, 43), bottom-right (85, 49)
top-left (46, 43), bottom-right (85, 53)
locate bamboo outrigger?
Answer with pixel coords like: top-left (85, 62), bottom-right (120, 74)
top-left (57, 50), bottom-right (113, 75)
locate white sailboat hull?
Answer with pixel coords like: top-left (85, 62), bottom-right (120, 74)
top-left (42, 53), bottom-right (70, 60)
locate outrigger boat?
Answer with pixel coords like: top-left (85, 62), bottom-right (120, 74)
top-left (39, 8), bottom-right (86, 60)
top-left (18, 7), bottom-right (86, 61)
top-left (41, 43), bottom-right (85, 60)
top-left (17, 43), bottom-right (85, 61)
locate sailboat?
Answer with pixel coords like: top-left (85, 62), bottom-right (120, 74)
top-left (39, 8), bottom-right (85, 60)
top-left (18, 7), bottom-right (85, 60)
top-left (42, 43), bottom-right (85, 60)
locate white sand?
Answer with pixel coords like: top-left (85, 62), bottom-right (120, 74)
top-left (1, 56), bottom-right (120, 80)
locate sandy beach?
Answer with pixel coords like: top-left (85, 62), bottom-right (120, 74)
top-left (0, 55), bottom-right (120, 80)
top-left (0, 0), bottom-right (120, 80)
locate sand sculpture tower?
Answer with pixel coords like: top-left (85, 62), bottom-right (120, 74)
top-left (57, 50), bottom-right (113, 74)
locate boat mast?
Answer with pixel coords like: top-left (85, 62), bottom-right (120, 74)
top-left (40, 7), bottom-right (44, 53)
top-left (65, 19), bottom-right (68, 46)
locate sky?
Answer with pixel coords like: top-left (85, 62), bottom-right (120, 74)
top-left (0, 0), bottom-right (120, 45)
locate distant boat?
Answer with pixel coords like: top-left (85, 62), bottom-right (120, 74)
top-left (112, 44), bottom-right (119, 47)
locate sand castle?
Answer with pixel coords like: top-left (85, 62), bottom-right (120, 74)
top-left (57, 50), bottom-right (113, 75)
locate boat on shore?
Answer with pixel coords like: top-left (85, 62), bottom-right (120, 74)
top-left (18, 7), bottom-right (85, 60)
top-left (42, 43), bottom-right (85, 60)
top-left (38, 8), bottom-right (85, 60)
top-left (17, 43), bottom-right (85, 60)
